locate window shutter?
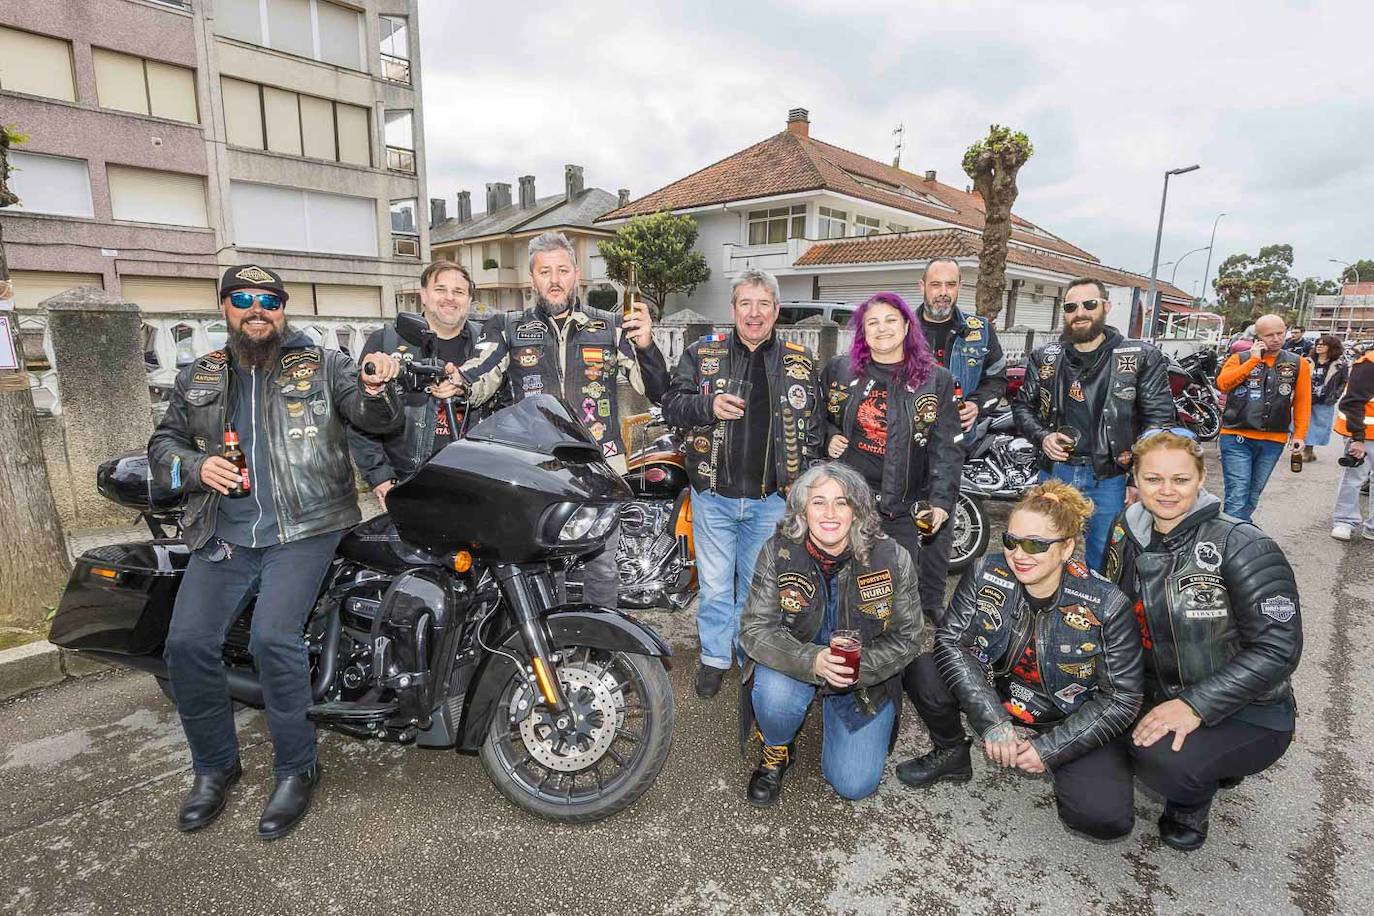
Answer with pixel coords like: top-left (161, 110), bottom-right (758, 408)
top-left (7, 151), bottom-right (94, 218)
top-left (221, 78), bottom-right (264, 148)
top-left (108, 166), bottom-right (208, 227)
top-left (336, 104), bottom-right (370, 166)
top-left (0, 26), bottom-right (75, 101)
top-left (147, 61), bottom-right (198, 123)
top-left (299, 95), bottom-right (337, 160)
top-left (315, 284), bottom-right (382, 317)
top-left (119, 276), bottom-right (219, 313)
top-left (9, 271), bottom-right (104, 310)
top-left (316, 1), bottom-right (363, 70)
top-left (263, 86), bottom-right (303, 156)
top-left (92, 48), bottom-right (149, 115)
top-left (266, 0), bottom-right (314, 58)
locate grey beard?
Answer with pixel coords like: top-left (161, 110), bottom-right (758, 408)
top-left (229, 320), bottom-right (288, 369)
top-left (537, 291), bottom-right (576, 316)
top-left (924, 298), bottom-right (954, 321)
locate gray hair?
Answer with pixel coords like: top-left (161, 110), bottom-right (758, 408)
top-left (731, 268), bottom-right (781, 306)
top-left (922, 256), bottom-right (962, 280)
top-left (779, 462), bottom-right (886, 565)
top-left (527, 230), bottom-right (578, 272)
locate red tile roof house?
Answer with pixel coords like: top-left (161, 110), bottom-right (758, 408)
top-left (596, 109), bottom-right (1193, 338)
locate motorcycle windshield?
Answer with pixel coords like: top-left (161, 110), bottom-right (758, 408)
top-left (465, 394), bottom-right (602, 461)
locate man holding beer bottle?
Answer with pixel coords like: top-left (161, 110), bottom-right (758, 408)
top-left (149, 264), bottom-right (402, 840)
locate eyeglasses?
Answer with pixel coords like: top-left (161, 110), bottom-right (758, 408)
top-left (228, 291), bottom-right (284, 311)
top-left (1002, 532), bottom-right (1069, 555)
top-left (1062, 298), bottom-right (1103, 314)
top-left (1137, 426), bottom-right (1199, 443)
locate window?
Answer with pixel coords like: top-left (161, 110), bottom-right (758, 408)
top-left (214, 0), bottom-right (362, 71)
top-left (230, 181), bottom-right (378, 256)
top-left (379, 16), bottom-right (411, 84)
top-left (108, 165), bottom-right (208, 227)
top-left (221, 77), bottom-right (371, 166)
top-left (746, 205), bottom-right (806, 245)
top-left (384, 110), bottom-right (415, 173)
top-left (120, 277), bottom-right (219, 313)
top-left (818, 206), bottom-right (848, 240)
top-left (854, 215), bottom-right (881, 236)
top-left (390, 199), bottom-right (418, 235)
top-left (0, 26), bottom-right (75, 102)
top-left (6, 152), bottom-right (93, 218)
top-left (315, 284), bottom-right (382, 317)
top-left (93, 49), bottom-right (197, 122)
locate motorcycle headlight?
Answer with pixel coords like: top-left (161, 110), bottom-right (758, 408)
top-left (542, 502), bottom-right (620, 545)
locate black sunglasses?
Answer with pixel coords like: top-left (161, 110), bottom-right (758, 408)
top-left (1002, 532), bottom-right (1069, 555)
top-left (228, 291), bottom-right (284, 311)
top-left (1062, 298), bottom-right (1103, 314)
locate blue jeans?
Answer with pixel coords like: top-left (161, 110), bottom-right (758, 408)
top-left (752, 665), bottom-right (896, 800)
top-left (1043, 464), bottom-right (1127, 572)
top-left (691, 488), bottom-right (786, 669)
top-left (1308, 403), bottom-right (1336, 448)
top-left (1218, 433), bottom-right (1286, 523)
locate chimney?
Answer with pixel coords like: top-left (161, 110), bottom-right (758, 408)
top-left (485, 182), bottom-right (511, 214)
top-left (564, 164), bottom-right (584, 203)
top-left (456, 190), bottom-right (472, 223)
top-left (618, 188), bottom-right (631, 207)
top-left (518, 174), bottom-right (537, 209)
top-left (786, 108), bottom-right (810, 139)
top-left (429, 197), bottom-right (446, 228)
top-left (924, 170), bottom-right (937, 182)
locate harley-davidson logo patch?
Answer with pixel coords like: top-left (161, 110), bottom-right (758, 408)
top-left (778, 572), bottom-right (816, 614)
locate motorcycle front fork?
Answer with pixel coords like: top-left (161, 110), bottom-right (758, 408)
top-left (492, 564), bottom-right (571, 717)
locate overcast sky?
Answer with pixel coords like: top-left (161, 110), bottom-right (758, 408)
top-left (417, 0), bottom-right (1374, 297)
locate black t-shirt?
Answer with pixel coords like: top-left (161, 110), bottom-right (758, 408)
top-left (429, 333), bottom-right (471, 450)
top-left (839, 361), bottom-right (893, 489)
top-left (1060, 342), bottom-right (1111, 456)
top-left (919, 315), bottom-right (956, 369)
top-left (721, 338), bottom-right (778, 498)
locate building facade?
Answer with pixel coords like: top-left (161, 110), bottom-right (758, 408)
top-left (1, 0), bottom-right (428, 323)
top-left (1308, 282), bottom-right (1374, 341)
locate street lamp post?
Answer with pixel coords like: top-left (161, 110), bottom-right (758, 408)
top-left (1198, 212), bottom-right (1226, 307)
top-left (1330, 259), bottom-right (1363, 338)
top-left (1170, 245), bottom-right (1210, 287)
top-left (1146, 164), bottom-right (1201, 337)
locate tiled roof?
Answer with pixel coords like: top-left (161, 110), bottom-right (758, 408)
top-left (795, 230), bottom-right (1194, 302)
top-left (596, 128), bottom-right (1096, 261)
top-left (432, 189), bottom-right (618, 245)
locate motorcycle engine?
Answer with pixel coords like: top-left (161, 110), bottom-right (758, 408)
top-left (616, 499), bottom-right (685, 606)
top-left (1003, 437), bottom-right (1039, 487)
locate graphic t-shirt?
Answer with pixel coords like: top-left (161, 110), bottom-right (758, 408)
top-left (840, 362), bottom-right (893, 489)
top-left (920, 316), bottom-right (955, 368)
top-left (429, 334), bottom-right (470, 451)
top-left (998, 590), bottom-right (1055, 725)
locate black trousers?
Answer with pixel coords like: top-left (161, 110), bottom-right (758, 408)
top-left (903, 651), bottom-right (1135, 840)
top-left (580, 522), bottom-right (621, 608)
top-left (1130, 715), bottom-right (1293, 807)
top-left (916, 510), bottom-right (954, 623)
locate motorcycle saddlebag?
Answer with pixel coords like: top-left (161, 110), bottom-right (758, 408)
top-left (49, 542), bottom-right (191, 657)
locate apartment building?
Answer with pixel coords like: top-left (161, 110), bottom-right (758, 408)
top-left (0, 0), bottom-right (428, 322)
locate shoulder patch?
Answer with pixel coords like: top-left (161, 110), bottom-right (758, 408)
top-left (703, 333), bottom-right (728, 343)
top-left (856, 569), bottom-right (894, 603)
top-left (1260, 595), bottom-right (1297, 623)
top-left (965, 316), bottom-right (983, 329)
top-left (783, 340), bottom-right (807, 353)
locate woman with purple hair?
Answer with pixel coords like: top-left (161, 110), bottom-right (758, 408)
top-left (821, 292), bottom-right (963, 622)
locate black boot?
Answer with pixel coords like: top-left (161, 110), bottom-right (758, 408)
top-left (695, 664), bottom-right (726, 699)
top-left (176, 760), bottom-right (242, 832)
top-left (895, 741), bottom-right (973, 788)
top-left (747, 743), bottom-right (794, 807)
top-left (1158, 798), bottom-right (1212, 851)
top-left (257, 764), bottom-right (320, 840)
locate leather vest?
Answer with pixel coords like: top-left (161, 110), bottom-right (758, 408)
top-left (1035, 338), bottom-right (1149, 473)
top-left (1221, 348), bottom-right (1299, 433)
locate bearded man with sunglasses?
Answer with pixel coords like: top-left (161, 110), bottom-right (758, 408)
top-left (149, 264), bottom-right (402, 840)
top-left (1013, 278), bottom-right (1175, 570)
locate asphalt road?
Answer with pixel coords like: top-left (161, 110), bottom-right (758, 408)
top-left (2, 444), bottom-right (1371, 916)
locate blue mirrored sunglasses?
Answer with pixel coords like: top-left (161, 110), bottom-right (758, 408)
top-left (1137, 426), bottom-right (1199, 443)
top-left (228, 291), bottom-right (284, 311)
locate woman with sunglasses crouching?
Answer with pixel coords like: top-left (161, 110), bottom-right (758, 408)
top-left (1103, 428), bottom-right (1301, 851)
top-left (896, 479), bottom-right (1144, 841)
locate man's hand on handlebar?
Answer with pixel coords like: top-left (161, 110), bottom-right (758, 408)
top-left (425, 362), bottom-right (467, 400)
top-left (360, 352), bottom-right (401, 394)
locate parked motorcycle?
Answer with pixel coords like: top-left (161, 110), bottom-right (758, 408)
top-left (49, 394), bottom-right (676, 824)
top-left (1168, 349), bottom-right (1222, 441)
top-left (948, 407), bottom-right (1041, 570)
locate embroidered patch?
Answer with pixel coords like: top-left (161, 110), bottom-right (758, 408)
top-left (1278, 383), bottom-right (1292, 396)
top-left (514, 321), bottom-right (544, 343)
top-left (1040, 363), bottom-right (1054, 380)
top-left (1193, 540), bottom-right (1222, 572)
top-left (584, 381), bottom-right (606, 400)
top-left (279, 350), bottom-right (316, 369)
top-left (521, 374), bottom-right (543, 391)
top-left (1114, 386), bottom-right (1136, 401)
top-left (976, 584), bottom-right (1005, 630)
top-left (1066, 560), bottom-right (1090, 579)
top-left (982, 571), bottom-right (1016, 590)
top-left (1055, 683), bottom-right (1089, 704)
top-left (1116, 353), bottom-right (1139, 374)
top-left (787, 384), bottom-right (808, 410)
top-left (965, 317), bottom-right (983, 329)
top-left (1261, 595), bottom-right (1297, 623)
top-left (915, 393), bottom-right (939, 425)
top-left (234, 265), bottom-right (274, 284)
top-left (700, 356), bottom-right (720, 376)
top-left (1058, 661), bottom-right (1096, 679)
top-left (170, 455), bottom-right (183, 489)
top-left (584, 319), bottom-right (607, 332)
top-left (192, 372), bottom-right (219, 385)
top-left (1061, 604), bottom-right (1102, 631)
top-left (783, 340), bottom-right (806, 353)
top-left (778, 572), bottom-right (816, 614)
top-left (1062, 586), bottom-right (1102, 605)
top-left (857, 569), bottom-right (894, 603)
top-left (859, 601), bottom-right (892, 621)
top-left (582, 346), bottom-right (606, 365)
top-left (515, 347), bottom-right (540, 368)
top-left (786, 361), bottom-right (811, 380)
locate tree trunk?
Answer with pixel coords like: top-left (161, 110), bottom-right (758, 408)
top-left (972, 168), bottom-right (1019, 322)
top-left (0, 170), bottom-right (72, 632)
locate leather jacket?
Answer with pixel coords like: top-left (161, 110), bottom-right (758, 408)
top-left (821, 357), bottom-right (963, 516)
top-left (1103, 492), bottom-right (1302, 726)
top-left (458, 299), bottom-right (669, 469)
top-left (1219, 348), bottom-right (1301, 432)
top-left (934, 555), bottom-right (1143, 769)
top-left (148, 335), bottom-right (402, 550)
top-left (346, 319), bottom-right (483, 487)
top-left (661, 330), bottom-right (822, 495)
top-left (1014, 331), bottom-right (1176, 478)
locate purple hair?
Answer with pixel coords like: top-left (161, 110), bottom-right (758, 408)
top-left (848, 292), bottom-right (934, 390)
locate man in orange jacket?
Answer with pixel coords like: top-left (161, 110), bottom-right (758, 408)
top-left (1331, 346), bottom-right (1374, 540)
top-left (1215, 314), bottom-right (1311, 522)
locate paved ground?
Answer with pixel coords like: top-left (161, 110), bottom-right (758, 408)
top-left (2, 443), bottom-right (1371, 915)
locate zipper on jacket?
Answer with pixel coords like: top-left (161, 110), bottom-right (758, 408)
top-left (263, 360), bottom-right (288, 542)
top-left (760, 352), bottom-right (772, 498)
top-left (995, 610), bottom-right (1035, 677)
top-left (249, 370), bottom-right (266, 547)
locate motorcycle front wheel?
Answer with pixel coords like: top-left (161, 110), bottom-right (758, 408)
top-left (948, 492), bottom-right (990, 572)
top-left (479, 646), bottom-right (674, 823)
top-left (1190, 399), bottom-right (1223, 441)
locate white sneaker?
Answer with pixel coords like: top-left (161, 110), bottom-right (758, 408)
top-left (1363, 528), bottom-right (1374, 541)
top-left (1331, 524), bottom-right (1354, 541)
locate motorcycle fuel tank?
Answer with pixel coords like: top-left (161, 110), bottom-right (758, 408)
top-left (386, 395), bottom-right (631, 564)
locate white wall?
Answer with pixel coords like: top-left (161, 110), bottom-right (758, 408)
top-left (675, 208), bottom-right (741, 320)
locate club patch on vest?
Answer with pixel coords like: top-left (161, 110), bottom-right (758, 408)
top-left (1261, 595), bottom-right (1297, 623)
top-left (1062, 604), bottom-right (1102, 631)
top-left (1116, 353), bottom-right (1139, 374)
top-left (700, 356), bottom-right (720, 376)
top-left (915, 393), bottom-right (939, 425)
top-left (1057, 661), bottom-right (1097, 679)
top-left (514, 321), bottom-right (544, 343)
top-left (1181, 572), bottom-right (1228, 619)
top-left (857, 569), bottom-right (894, 603)
top-left (1055, 683), bottom-right (1089, 704)
top-left (1193, 540), bottom-right (1222, 571)
top-left (778, 572), bottom-right (816, 615)
top-left (976, 584), bottom-right (1005, 630)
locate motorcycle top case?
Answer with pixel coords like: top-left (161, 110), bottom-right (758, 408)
top-left (97, 451), bottom-right (184, 513)
top-left (49, 541), bottom-right (190, 657)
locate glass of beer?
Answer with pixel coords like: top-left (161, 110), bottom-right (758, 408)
top-left (1056, 425), bottom-right (1081, 457)
top-left (912, 499), bottom-right (935, 535)
top-left (722, 378), bottom-right (753, 417)
top-left (829, 629), bottom-right (862, 682)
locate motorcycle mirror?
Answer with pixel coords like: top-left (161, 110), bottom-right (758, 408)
top-left (395, 311), bottom-right (436, 349)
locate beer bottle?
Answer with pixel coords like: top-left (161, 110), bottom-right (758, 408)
top-left (622, 263), bottom-right (639, 321)
top-left (223, 423), bottom-right (251, 498)
top-left (1290, 448), bottom-right (1303, 474)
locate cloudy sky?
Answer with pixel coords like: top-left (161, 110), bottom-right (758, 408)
top-left (417, 0), bottom-right (1373, 297)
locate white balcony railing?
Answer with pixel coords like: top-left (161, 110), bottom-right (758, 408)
top-left (475, 266), bottom-right (519, 287)
top-left (721, 237), bottom-right (817, 274)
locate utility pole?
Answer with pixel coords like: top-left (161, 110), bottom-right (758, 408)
top-left (892, 123), bottom-right (905, 169)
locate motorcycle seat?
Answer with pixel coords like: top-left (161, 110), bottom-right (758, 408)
top-left (988, 411), bottom-right (1016, 432)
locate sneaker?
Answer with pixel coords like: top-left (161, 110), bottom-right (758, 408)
top-left (746, 742), bottom-right (794, 807)
top-left (695, 664), bottom-right (726, 698)
top-left (895, 741), bottom-right (973, 788)
top-left (1363, 528), bottom-right (1374, 541)
top-left (1332, 524), bottom-right (1354, 541)
top-left (1159, 798), bottom-right (1212, 851)
top-left (1303, 446), bottom-right (1316, 462)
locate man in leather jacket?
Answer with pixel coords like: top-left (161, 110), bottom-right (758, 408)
top-left (661, 268), bottom-right (823, 698)
top-left (150, 264), bottom-right (402, 840)
top-left (457, 231), bottom-right (669, 609)
top-left (898, 552), bottom-right (1144, 839)
top-left (348, 260), bottom-right (484, 508)
top-left (1014, 278), bottom-right (1175, 568)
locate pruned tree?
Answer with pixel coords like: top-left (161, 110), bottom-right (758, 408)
top-left (0, 124), bottom-right (71, 637)
top-left (599, 211), bottom-right (710, 319)
top-left (1248, 279), bottom-right (1273, 318)
top-left (963, 125), bottom-right (1034, 322)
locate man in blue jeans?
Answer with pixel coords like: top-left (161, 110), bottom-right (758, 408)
top-left (661, 268), bottom-right (822, 698)
top-left (1013, 278), bottom-right (1175, 569)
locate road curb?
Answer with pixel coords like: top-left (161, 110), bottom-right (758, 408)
top-left (0, 641), bottom-right (112, 702)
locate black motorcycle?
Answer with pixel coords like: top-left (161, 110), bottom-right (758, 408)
top-left (1169, 349), bottom-right (1222, 441)
top-left (49, 394), bottom-right (676, 823)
